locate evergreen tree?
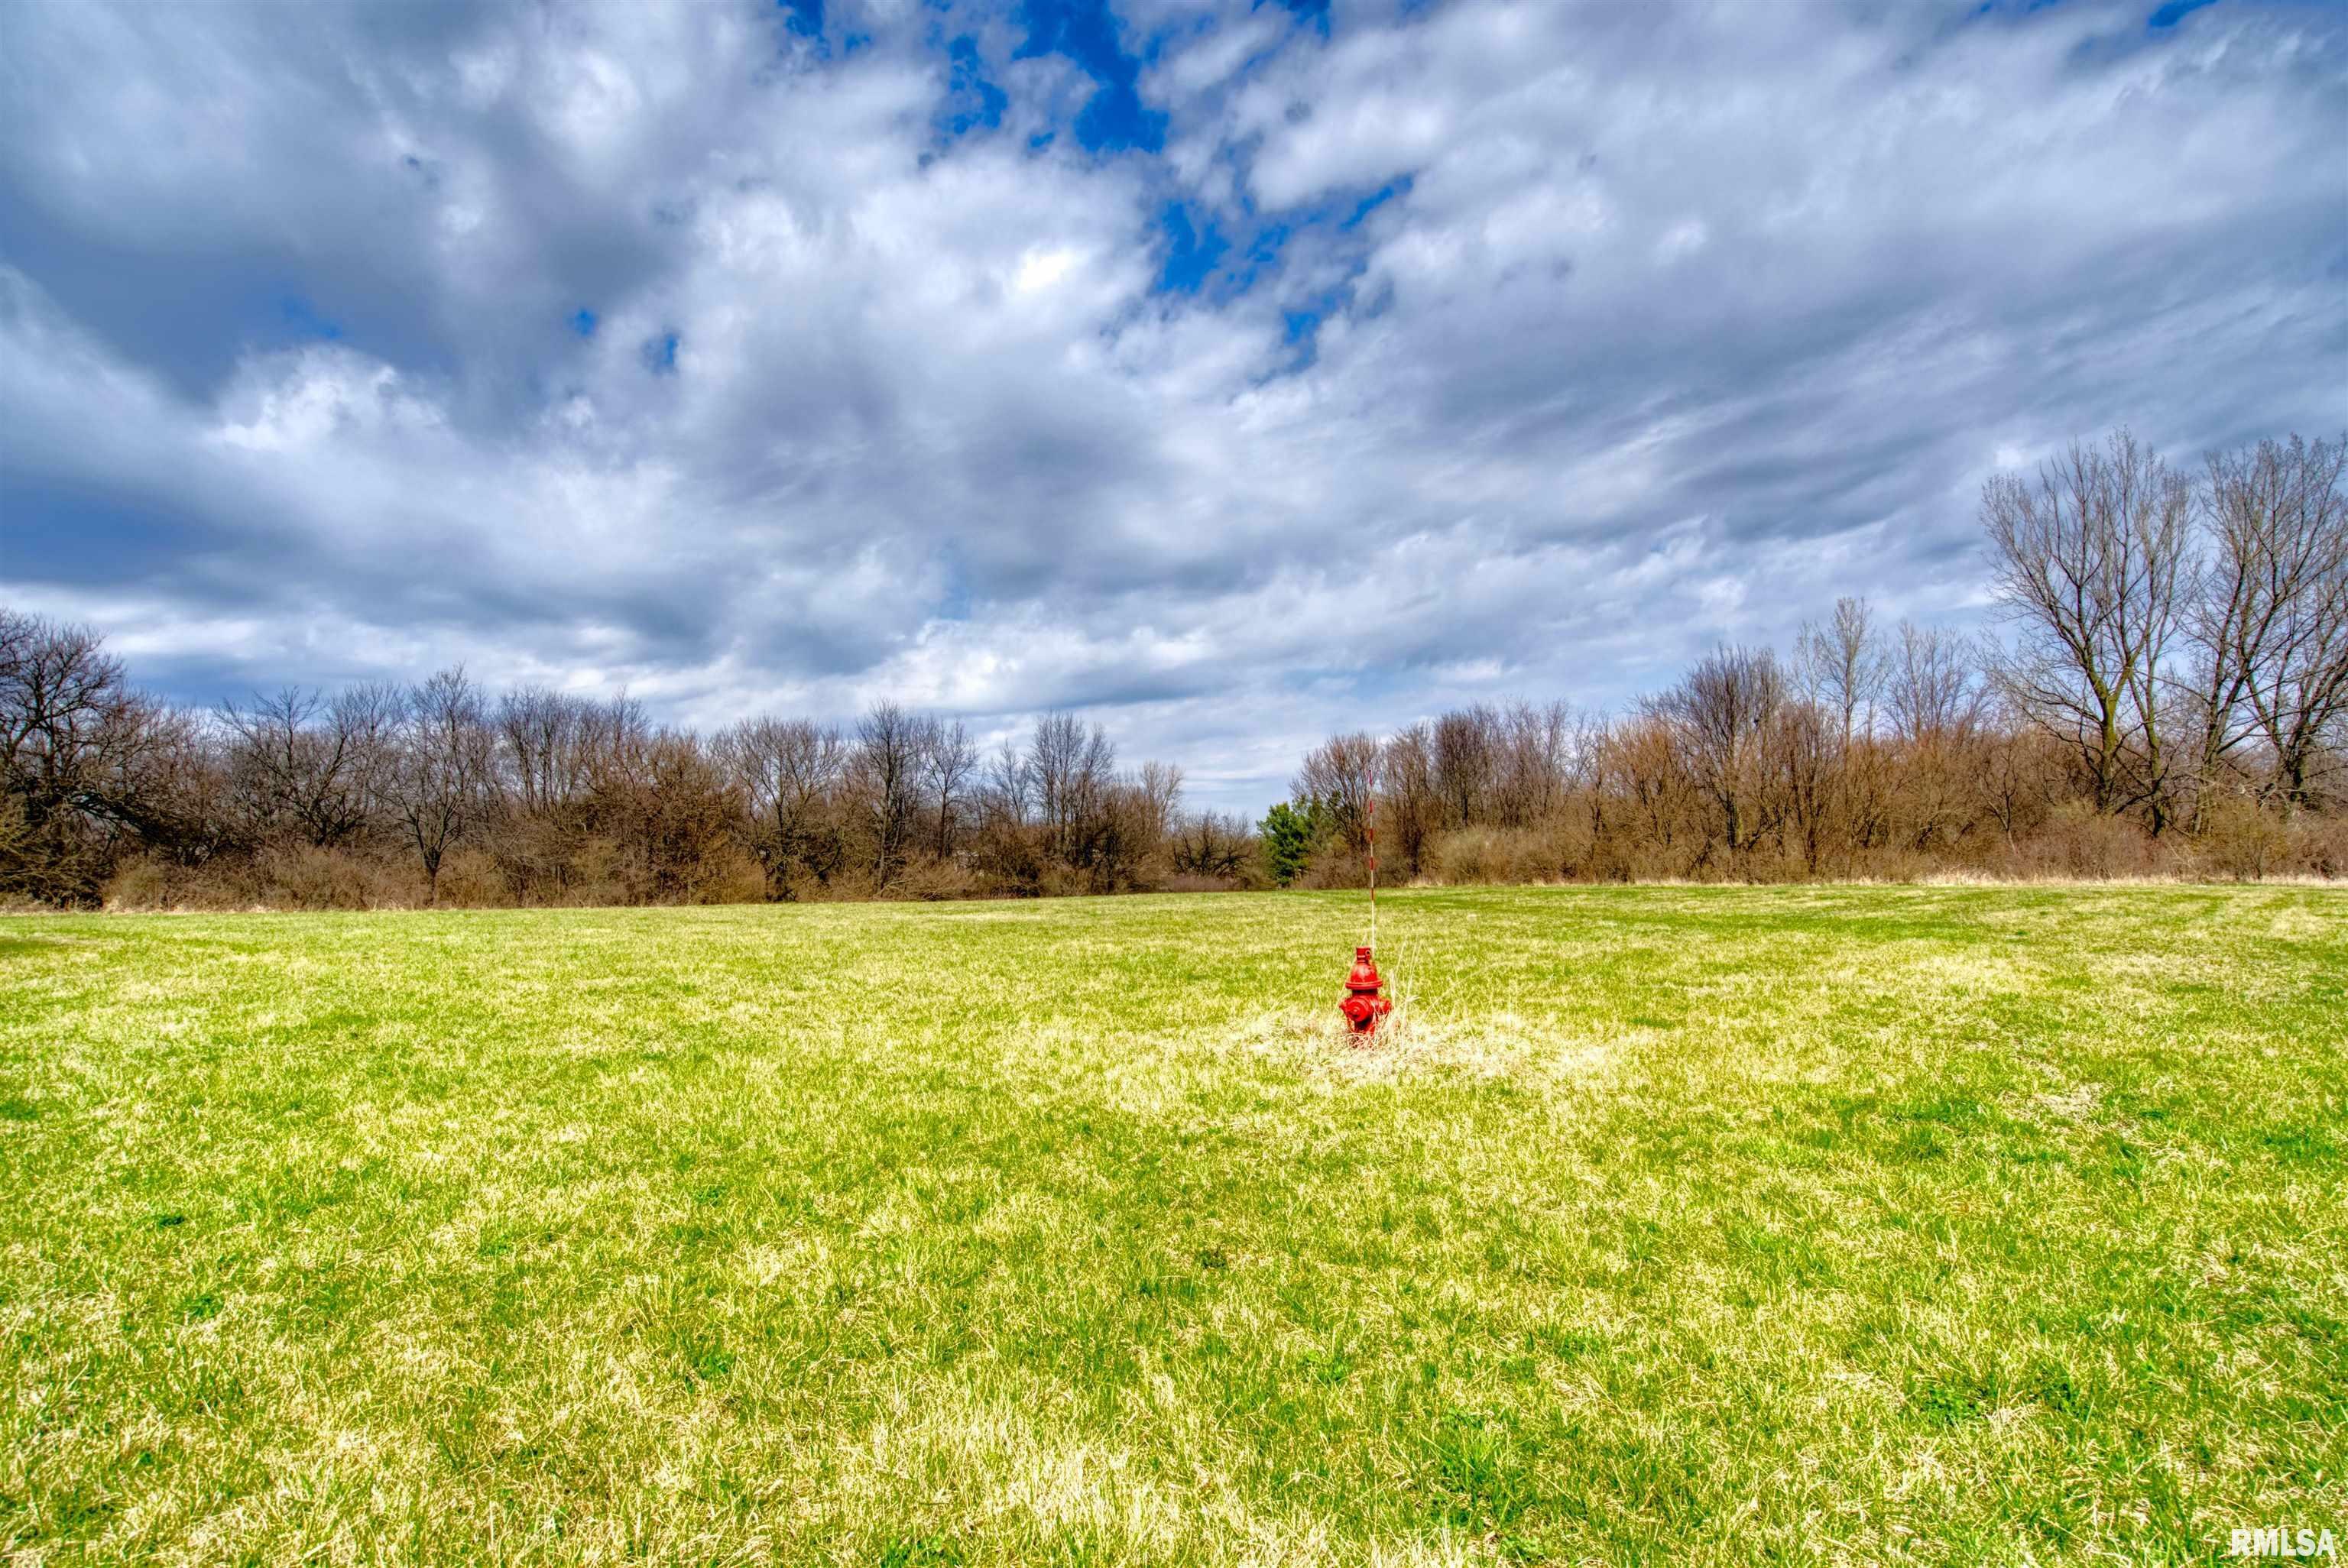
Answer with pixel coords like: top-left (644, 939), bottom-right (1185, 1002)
top-left (1260, 799), bottom-right (1323, 887)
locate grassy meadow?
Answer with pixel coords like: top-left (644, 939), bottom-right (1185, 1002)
top-left (1, 886), bottom-right (2341, 1565)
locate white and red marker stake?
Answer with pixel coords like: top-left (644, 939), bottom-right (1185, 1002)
top-left (1338, 753), bottom-right (1391, 1037)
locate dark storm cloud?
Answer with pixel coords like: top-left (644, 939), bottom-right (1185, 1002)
top-left (2, 0), bottom-right (2343, 811)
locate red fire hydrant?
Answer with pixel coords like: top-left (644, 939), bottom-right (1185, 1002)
top-left (1338, 945), bottom-right (1393, 1037)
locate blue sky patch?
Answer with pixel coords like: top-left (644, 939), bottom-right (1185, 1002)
top-left (1013, 0), bottom-right (1166, 153)
top-left (1265, 0), bottom-right (1332, 35)
top-left (280, 296), bottom-right (342, 341)
top-left (1157, 202), bottom-right (1230, 293)
top-left (1146, 173), bottom-right (1409, 305)
top-left (941, 34), bottom-right (1009, 138)
top-left (1342, 179), bottom-right (1409, 229)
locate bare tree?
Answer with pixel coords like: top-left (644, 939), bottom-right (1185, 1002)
top-left (332, 682), bottom-right (404, 820)
top-left (722, 716), bottom-right (846, 896)
top-left (855, 701), bottom-right (924, 887)
top-left (1134, 760), bottom-right (1184, 846)
top-left (983, 735), bottom-right (1031, 827)
top-left (1770, 698), bottom-right (1841, 874)
top-left (1294, 731), bottom-right (1378, 854)
top-left (2191, 433), bottom-right (2348, 808)
top-left (1432, 706), bottom-right (1496, 827)
top-left (1885, 622), bottom-right (1985, 745)
top-left (616, 730), bottom-right (741, 902)
top-left (962, 734), bottom-right (1041, 891)
top-left (924, 718), bottom-right (980, 859)
top-left (1656, 645), bottom-right (1785, 857)
top-left (114, 704), bottom-right (236, 866)
top-left (1977, 704), bottom-right (2063, 847)
top-left (1882, 625), bottom-right (1990, 852)
top-left (1493, 699), bottom-right (1575, 827)
top-left (1169, 810), bottom-right (1251, 880)
top-left (1028, 711), bottom-right (1115, 866)
top-left (1983, 429), bottom-right (2190, 828)
top-left (220, 686), bottom-right (389, 849)
top-left (1796, 596), bottom-right (1885, 741)
top-left (390, 668), bottom-right (497, 902)
top-left (1378, 722), bottom-right (1439, 875)
top-left (497, 685), bottom-right (594, 819)
top-left (1593, 713), bottom-right (1701, 873)
top-left (0, 611), bottom-right (175, 900)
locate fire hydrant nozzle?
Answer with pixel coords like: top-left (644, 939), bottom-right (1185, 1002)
top-left (1339, 944), bottom-right (1393, 1038)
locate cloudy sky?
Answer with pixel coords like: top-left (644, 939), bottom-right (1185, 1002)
top-left (2, 0), bottom-right (2343, 811)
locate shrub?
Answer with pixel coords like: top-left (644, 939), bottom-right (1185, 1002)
top-left (2287, 813), bottom-right (2348, 878)
top-left (2019, 803), bottom-right (2164, 880)
top-left (100, 854), bottom-right (179, 911)
top-left (1425, 824), bottom-right (1571, 886)
top-left (886, 857), bottom-right (980, 902)
top-left (1297, 844), bottom-right (1368, 889)
top-left (2196, 798), bottom-right (2291, 881)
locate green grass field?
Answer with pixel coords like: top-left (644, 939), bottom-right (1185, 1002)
top-left (2, 887), bottom-right (2341, 1566)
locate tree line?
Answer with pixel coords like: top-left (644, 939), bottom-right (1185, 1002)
top-left (0, 621), bottom-right (1206, 908)
top-left (5, 428), bottom-right (2340, 908)
top-left (1270, 430), bottom-right (2346, 886)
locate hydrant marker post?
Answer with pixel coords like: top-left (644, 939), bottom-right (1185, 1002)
top-left (1339, 752), bottom-right (1393, 1038)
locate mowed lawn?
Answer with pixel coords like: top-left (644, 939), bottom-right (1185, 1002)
top-left (1, 889), bottom-right (2341, 1566)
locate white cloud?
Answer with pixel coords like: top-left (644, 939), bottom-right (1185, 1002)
top-left (2, 0), bottom-right (2343, 813)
